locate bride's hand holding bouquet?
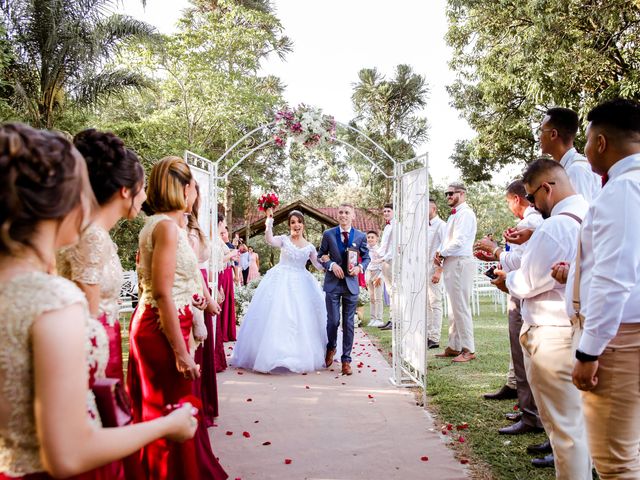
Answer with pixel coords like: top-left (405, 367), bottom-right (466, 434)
top-left (258, 192), bottom-right (279, 218)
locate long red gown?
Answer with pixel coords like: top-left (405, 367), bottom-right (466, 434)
top-left (195, 268), bottom-right (219, 424)
top-left (218, 265), bottom-right (237, 342)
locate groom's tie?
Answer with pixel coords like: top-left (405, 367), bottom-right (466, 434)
top-left (341, 231), bottom-right (349, 246)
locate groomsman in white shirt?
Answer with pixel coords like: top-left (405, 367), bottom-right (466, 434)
top-left (376, 203), bottom-right (394, 330)
top-left (539, 107), bottom-right (601, 202)
top-left (475, 181), bottom-right (545, 437)
top-left (552, 98), bottom-right (640, 479)
top-left (492, 158), bottom-right (590, 476)
top-left (364, 230), bottom-right (384, 327)
top-left (433, 182), bottom-right (477, 363)
top-left (427, 198), bottom-right (446, 349)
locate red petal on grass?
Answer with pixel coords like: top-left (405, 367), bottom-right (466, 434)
top-left (420, 456), bottom-right (429, 462)
top-left (446, 423), bottom-right (453, 430)
top-left (456, 423), bottom-right (468, 430)
top-left (460, 459), bottom-right (469, 465)
top-left (284, 459), bottom-right (292, 465)
top-left (458, 436), bottom-right (465, 443)
top-left (441, 429), bottom-right (448, 435)
top-left (513, 404), bottom-right (519, 411)
top-left (242, 431), bottom-right (251, 438)
top-left (262, 441), bottom-right (271, 446)
top-left (225, 431), bottom-right (233, 436)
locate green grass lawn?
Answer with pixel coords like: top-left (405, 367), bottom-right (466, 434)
top-left (361, 300), bottom-right (556, 480)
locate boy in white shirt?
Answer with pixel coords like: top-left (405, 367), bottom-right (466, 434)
top-left (365, 231), bottom-right (384, 327)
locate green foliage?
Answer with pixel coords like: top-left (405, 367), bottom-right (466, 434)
top-left (342, 64), bottom-right (430, 206)
top-left (0, 0), bottom-right (156, 128)
top-left (446, 0), bottom-right (640, 182)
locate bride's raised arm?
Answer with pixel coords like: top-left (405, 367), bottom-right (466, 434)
top-left (309, 247), bottom-right (325, 271)
top-left (265, 216), bottom-right (283, 248)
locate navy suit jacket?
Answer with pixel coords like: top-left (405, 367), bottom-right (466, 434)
top-left (318, 226), bottom-right (370, 295)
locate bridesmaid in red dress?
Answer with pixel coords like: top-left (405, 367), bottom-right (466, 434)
top-left (0, 124), bottom-right (197, 480)
top-left (128, 156), bottom-right (227, 480)
top-left (214, 216), bottom-right (238, 371)
top-left (187, 186), bottom-right (221, 424)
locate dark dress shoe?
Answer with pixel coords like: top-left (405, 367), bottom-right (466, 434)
top-left (531, 454), bottom-right (554, 468)
top-left (435, 347), bottom-right (461, 358)
top-left (498, 420), bottom-right (544, 435)
top-left (325, 348), bottom-right (336, 368)
top-left (527, 439), bottom-right (552, 455)
top-left (427, 339), bottom-right (440, 349)
top-left (483, 384), bottom-right (518, 400)
top-left (379, 321), bottom-right (392, 330)
top-left (341, 362), bottom-right (352, 375)
top-left (505, 412), bottom-right (522, 422)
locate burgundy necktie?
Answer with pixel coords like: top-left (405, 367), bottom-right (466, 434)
top-left (601, 173), bottom-right (609, 187)
top-left (342, 231), bottom-right (349, 245)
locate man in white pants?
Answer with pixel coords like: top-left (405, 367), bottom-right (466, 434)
top-left (493, 158), bottom-right (590, 476)
top-left (364, 230), bottom-right (384, 327)
top-left (376, 203), bottom-right (394, 330)
top-left (427, 198), bottom-right (446, 349)
top-left (433, 182), bottom-right (477, 363)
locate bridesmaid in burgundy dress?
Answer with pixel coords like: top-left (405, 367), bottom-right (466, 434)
top-left (187, 185), bottom-right (221, 424)
top-left (128, 156), bottom-right (227, 480)
top-left (214, 215), bottom-right (238, 371)
top-left (0, 124), bottom-right (196, 480)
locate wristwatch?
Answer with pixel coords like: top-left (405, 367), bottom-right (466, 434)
top-left (575, 349), bottom-right (599, 362)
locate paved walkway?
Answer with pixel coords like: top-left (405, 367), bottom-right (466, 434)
top-left (211, 328), bottom-right (468, 480)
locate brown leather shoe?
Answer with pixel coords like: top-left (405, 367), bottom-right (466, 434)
top-left (435, 347), bottom-right (462, 358)
top-left (452, 350), bottom-right (477, 363)
top-left (341, 362), bottom-right (352, 375)
top-left (325, 348), bottom-right (336, 368)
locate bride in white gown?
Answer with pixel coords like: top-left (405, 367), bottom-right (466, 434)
top-left (230, 209), bottom-right (328, 373)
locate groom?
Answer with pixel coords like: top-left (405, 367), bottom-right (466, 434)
top-left (319, 203), bottom-right (370, 375)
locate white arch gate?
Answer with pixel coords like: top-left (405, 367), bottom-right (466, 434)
top-left (184, 122), bottom-right (430, 405)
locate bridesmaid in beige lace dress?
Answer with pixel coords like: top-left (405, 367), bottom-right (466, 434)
top-left (57, 129), bottom-right (146, 383)
top-left (0, 124), bottom-right (196, 480)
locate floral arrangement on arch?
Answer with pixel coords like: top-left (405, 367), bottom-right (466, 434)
top-left (274, 104), bottom-right (337, 149)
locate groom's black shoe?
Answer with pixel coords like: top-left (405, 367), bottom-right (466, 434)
top-left (379, 321), bottom-right (392, 330)
top-left (325, 348), bottom-right (336, 368)
top-left (341, 362), bottom-right (352, 376)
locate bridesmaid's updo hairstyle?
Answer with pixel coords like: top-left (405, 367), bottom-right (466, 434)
top-left (288, 210), bottom-right (304, 225)
top-left (144, 156), bottom-right (193, 214)
top-left (0, 123), bottom-right (93, 256)
top-left (73, 128), bottom-right (144, 206)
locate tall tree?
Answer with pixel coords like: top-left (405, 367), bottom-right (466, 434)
top-left (1, 0), bottom-right (155, 128)
top-left (446, 0), bottom-right (640, 182)
top-left (345, 64), bottom-right (429, 204)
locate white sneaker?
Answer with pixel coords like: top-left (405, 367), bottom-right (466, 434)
top-left (368, 319), bottom-right (383, 327)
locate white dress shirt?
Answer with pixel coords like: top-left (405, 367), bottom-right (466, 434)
top-left (560, 148), bottom-right (601, 203)
top-left (566, 154), bottom-right (640, 356)
top-left (499, 206), bottom-right (544, 273)
top-left (428, 216), bottom-right (446, 271)
top-left (506, 195), bottom-right (588, 326)
top-left (377, 220), bottom-right (394, 262)
top-left (439, 202), bottom-right (477, 257)
top-left (239, 251), bottom-right (250, 269)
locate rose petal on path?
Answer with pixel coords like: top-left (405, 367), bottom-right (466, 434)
top-left (420, 456), bottom-right (429, 462)
top-left (242, 431), bottom-right (251, 438)
top-left (262, 441), bottom-right (271, 446)
top-left (284, 459), bottom-right (292, 465)
top-left (225, 431), bottom-right (233, 436)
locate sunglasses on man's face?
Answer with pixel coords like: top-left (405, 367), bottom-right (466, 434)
top-left (444, 191), bottom-right (460, 197)
top-left (525, 182), bottom-right (555, 204)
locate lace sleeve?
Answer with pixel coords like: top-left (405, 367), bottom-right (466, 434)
top-left (309, 245), bottom-right (324, 271)
top-left (70, 226), bottom-right (105, 285)
top-left (265, 217), bottom-right (284, 248)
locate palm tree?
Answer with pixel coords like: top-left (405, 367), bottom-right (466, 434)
top-left (1, 0), bottom-right (156, 128)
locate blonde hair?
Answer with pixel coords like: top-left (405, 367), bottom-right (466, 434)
top-left (145, 156), bottom-right (193, 214)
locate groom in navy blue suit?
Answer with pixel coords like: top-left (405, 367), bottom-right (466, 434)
top-left (318, 203), bottom-right (370, 375)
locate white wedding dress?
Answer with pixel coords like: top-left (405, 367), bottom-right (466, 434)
top-left (230, 218), bottom-right (328, 373)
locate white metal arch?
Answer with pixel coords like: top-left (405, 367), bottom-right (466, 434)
top-left (184, 119), bottom-right (430, 405)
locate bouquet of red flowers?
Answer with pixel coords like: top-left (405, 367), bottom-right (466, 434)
top-left (257, 192), bottom-right (279, 211)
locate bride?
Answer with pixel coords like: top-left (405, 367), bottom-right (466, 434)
top-left (230, 208), bottom-right (328, 373)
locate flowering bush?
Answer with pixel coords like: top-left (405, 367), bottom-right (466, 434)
top-left (235, 278), bottom-right (262, 324)
top-left (274, 104), bottom-right (336, 149)
top-left (257, 192), bottom-right (279, 211)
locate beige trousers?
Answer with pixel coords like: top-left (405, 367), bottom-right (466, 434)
top-left (442, 256), bottom-right (475, 352)
top-left (582, 323), bottom-right (640, 479)
top-left (365, 269), bottom-right (384, 323)
top-left (521, 324), bottom-right (591, 479)
top-left (427, 267), bottom-right (444, 343)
